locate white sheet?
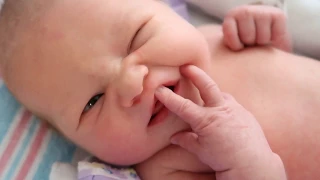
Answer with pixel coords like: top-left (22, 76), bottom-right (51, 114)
top-left (187, 0), bottom-right (320, 60)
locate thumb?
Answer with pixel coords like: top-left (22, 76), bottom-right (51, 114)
top-left (171, 132), bottom-right (201, 155)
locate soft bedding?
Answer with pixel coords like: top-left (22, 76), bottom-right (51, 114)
top-left (0, 82), bottom-right (77, 179)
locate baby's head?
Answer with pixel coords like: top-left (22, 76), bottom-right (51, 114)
top-left (0, 0), bottom-right (211, 165)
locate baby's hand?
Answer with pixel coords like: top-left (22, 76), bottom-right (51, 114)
top-left (223, 5), bottom-right (292, 52)
top-left (155, 65), bottom-right (286, 180)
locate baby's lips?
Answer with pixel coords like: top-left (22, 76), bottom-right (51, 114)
top-left (173, 80), bottom-right (180, 94)
top-left (153, 100), bottom-right (164, 116)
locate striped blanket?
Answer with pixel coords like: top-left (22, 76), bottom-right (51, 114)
top-left (0, 82), bottom-right (77, 179)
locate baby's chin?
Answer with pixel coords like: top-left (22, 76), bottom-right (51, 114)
top-left (94, 144), bottom-right (163, 166)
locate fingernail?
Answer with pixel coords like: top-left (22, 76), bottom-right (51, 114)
top-left (170, 138), bottom-right (178, 145)
top-left (156, 86), bottom-right (165, 93)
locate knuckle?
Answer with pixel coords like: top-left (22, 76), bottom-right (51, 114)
top-left (278, 13), bottom-right (287, 24)
top-left (257, 37), bottom-right (269, 46)
top-left (236, 6), bottom-right (253, 20)
top-left (218, 104), bottom-right (233, 114)
top-left (228, 5), bottom-right (251, 19)
top-left (177, 98), bottom-right (192, 114)
top-left (256, 30), bottom-right (270, 45)
top-left (274, 10), bottom-right (286, 21)
top-left (196, 104), bottom-right (234, 132)
top-left (204, 81), bottom-right (219, 92)
top-left (222, 18), bottom-right (234, 35)
top-left (241, 33), bottom-right (255, 45)
top-left (194, 111), bottom-right (212, 131)
top-left (161, 88), bottom-right (174, 104)
top-left (214, 106), bottom-right (234, 123)
top-left (271, 9), bottom-right (286, 23)
top-left (255, 10), bottom-right (269, 21)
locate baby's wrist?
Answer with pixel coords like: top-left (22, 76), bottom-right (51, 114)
top-left (268, 153), bottom-right (287, 179)
top-left (244, 152), bottom-right (286, 180)
top-left (217, 152), bottom-right (286, 180)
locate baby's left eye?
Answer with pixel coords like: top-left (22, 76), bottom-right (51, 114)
top-left (83, 94), bottom-right (104, 113)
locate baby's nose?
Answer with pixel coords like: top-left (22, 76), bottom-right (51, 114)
top-left (117, 65), bottom-right (148, 107)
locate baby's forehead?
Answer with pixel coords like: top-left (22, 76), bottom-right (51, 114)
top-left (2, 0), bottom-right (155, 113)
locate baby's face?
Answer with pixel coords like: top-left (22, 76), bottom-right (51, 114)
top-left (6, 0), bottom-right (211, 165)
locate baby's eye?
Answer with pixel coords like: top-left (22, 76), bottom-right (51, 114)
top-left (83, 94), bottom-right (104, 113)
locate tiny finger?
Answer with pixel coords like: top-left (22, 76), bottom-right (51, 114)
top-left (237, 13), bottom-right (256, 46)
top-left (271, 12), bottom-right (292, 52)
top-left (181, 65), bottom-right (225, 107)
top-left (255, 13), bottom-right (272, 45)
top-left (155, 86), bottom-right (205, 127)
top-left (171, 131), bottom-right (200, 155)
top-left (223, 17), bottom-right (244, 51)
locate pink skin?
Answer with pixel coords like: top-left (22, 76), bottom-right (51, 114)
top-left (223, 5), bottom-right (291, 52)
top-left (3, 0), bottom-right (289, 169)
top-left (136, 5), bottom-right (292, 180)
top-left (3, 0), bottom-right (210, 166)
top-left (155, 65), bottom-right (286, 180)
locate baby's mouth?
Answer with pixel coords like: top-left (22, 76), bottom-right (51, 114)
top-left (149, 85), bottom-right (176, 125)
top-left (151, 100), bottom-right (164, 120)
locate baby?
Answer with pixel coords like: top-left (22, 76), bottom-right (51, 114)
top-left (0, 0), bottom-right (320, 179)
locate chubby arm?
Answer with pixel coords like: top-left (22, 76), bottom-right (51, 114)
top-left (222, 5), bottom-right (292, 52)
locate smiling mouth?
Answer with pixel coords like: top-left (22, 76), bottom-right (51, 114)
top-left (149, 85), bottom-right (177, 126)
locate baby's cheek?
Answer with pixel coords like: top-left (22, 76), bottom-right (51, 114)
top-left (93, 130), bottom-right (154, 166)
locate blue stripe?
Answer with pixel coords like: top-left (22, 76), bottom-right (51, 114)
top-left (0, 85), bottom-right (77, 180)
top-left (0, 85), bottom-right (21, 144)
top-left (3, 116), bottom-right (38, 180)
top-left (32, 123), bottom-right (76, 180)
